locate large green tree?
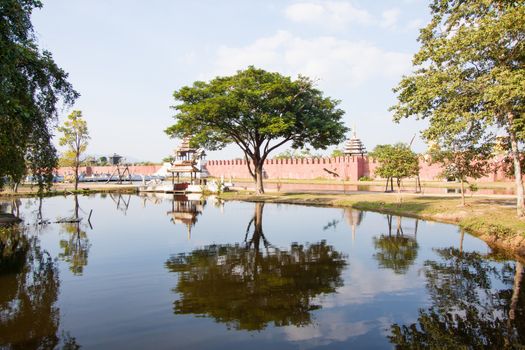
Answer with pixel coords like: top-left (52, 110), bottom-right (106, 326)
top-left (166, 66), bottom-right (348, 194)
top-left (428, 121), bottom-right (494, 206)
top-left (370, 143), bottom-right (420, 196)
top-left (391, 1), bottom-right (525, 216)
top-left (0, 0), bottom-right (78, 190)
top-left (58, 111), bottom-right (90, 191)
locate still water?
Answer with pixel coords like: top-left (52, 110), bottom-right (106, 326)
top-left (0, 194), bottom-right (523, 349)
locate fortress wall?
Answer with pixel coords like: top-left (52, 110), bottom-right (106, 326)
top-left (206, 157), bottom-right (369, 181)
top-left (205, 156), bottom-right (514, 182)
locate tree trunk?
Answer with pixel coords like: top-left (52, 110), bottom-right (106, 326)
top-left (460, 178), bottom-right (466, 206)
top-left (254, 164), bottom-right (265, 195)
top-left (74, 155), bottom-right (80, 191)
top-left (397, 178), bottom-right (402, 203)
top-left (507, 112), bottom-right (525, 217)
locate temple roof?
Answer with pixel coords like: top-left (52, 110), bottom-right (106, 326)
top-left (343, 130), bottom-right (367, 156)
top-left (174, 136), bottom-right (196, 156)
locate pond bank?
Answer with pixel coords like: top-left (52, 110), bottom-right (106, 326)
top-left (0, 183), bottom-right (138, 197)
top-left (219, 191), bottom-right (525, 259)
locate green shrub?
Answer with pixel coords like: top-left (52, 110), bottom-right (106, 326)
top-left (359, 176), bottom-right (372, 181)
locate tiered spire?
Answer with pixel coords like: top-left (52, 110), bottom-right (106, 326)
top-left (343, 127), bottom-right (367, 156)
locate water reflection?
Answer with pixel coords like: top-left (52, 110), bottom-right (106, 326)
top-left (344, 208), bottom-right (364, 240)
top-left (109, 193), bottom-right (131, 215)
top-left (389, 248), bottom-right (525, 348)
top-left (165, 203), bottom-right (347, 331)
top-left (373, 215), bottom-right (419, 275)
top-left (58, 195), bottom-right (90, 276)
top-left (0, 226), bottom-right (80, 349)
top-left (167, 195), bottom-right (206, 239)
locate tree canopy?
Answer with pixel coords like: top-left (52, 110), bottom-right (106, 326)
top-left (428, 121), bottom-right (494, 205)
top-left (0, 0), bottom-right (78, 190)
top-left (58, 111), bottom-right (89, 190)
top-left (166, 66), bottom-right (348, 194)
top-left (370, 143), bottom-right (419, 194)
top-left (391, 0), bottom-right (525, 215)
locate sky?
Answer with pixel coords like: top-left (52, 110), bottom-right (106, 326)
top-left (32, 0), bottom-right (432, 161)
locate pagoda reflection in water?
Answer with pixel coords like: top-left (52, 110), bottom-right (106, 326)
top-left (167, 194), bottom-right (206, 239)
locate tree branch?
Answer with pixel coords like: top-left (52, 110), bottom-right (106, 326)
top-left (264, 136), bottom-right (293, 158)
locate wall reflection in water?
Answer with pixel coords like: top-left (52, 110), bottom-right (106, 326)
top-left (165, 202), bottom-right (348, 331)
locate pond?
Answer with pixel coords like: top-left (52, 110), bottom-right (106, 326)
top-left (0, 194), bottom-right (523, 349)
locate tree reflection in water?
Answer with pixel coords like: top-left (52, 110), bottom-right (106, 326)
top-left (58, 195), bottom-right (90, 275)
top-left (389, 248), bottom-right (525, 349)
top-left (373, 215), bottom-right (419, 274)
top-left (0, 226), bottom-right (80, 349)
top-left (165, 203), bottom-right (347, 331)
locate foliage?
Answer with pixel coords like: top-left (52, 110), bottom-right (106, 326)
top-left (162, 156), bottom-right (174, 163)
top-left (98, 156), bottom-right (108, 165)
top-left (468, 183), bottom-right (479, 194)
top-left (274, 148), bottom-right (322, 159)
top-left (58, 110), bottom-right (90, 190)
top-left (331, 149), bottom-right (344, 157)
top-left (0, 0), bottom-right (78, 191)
top-left (390, 0), bottom-right (525, 215)
top-left (427, 121), bottom-right (494, 205)
top-left (166, 66), bottom-right (348, 194)
top-left (358, 176), bottom-right (372, 181)
top-left (369, 143), bottom-right (419, 189)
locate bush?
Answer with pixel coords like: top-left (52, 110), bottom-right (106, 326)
top-left (359, 176), bottom-right (372, 181)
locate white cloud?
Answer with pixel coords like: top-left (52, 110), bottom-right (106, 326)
top-left (284, 1), bottom-right (372, 30)
top-left (381, 8), bottom-right (401, 29)
top-left (213, 31), bottom-right (412, 92)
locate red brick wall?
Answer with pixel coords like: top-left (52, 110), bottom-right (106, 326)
top-left (204, 156), bottom-right (513, 182)
top-left (205, 157), bottom-right (372, 181)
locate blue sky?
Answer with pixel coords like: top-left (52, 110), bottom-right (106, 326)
top-left (32, 0), bottom-right (431, 161)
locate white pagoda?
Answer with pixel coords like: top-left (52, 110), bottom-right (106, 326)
top-left (343, 129), bottom-right (367, 157)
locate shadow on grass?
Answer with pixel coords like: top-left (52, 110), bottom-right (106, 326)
top-left (350, 200), bottom-right (431, 216)
top-left (475, 198), bottom-right (516, 207)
